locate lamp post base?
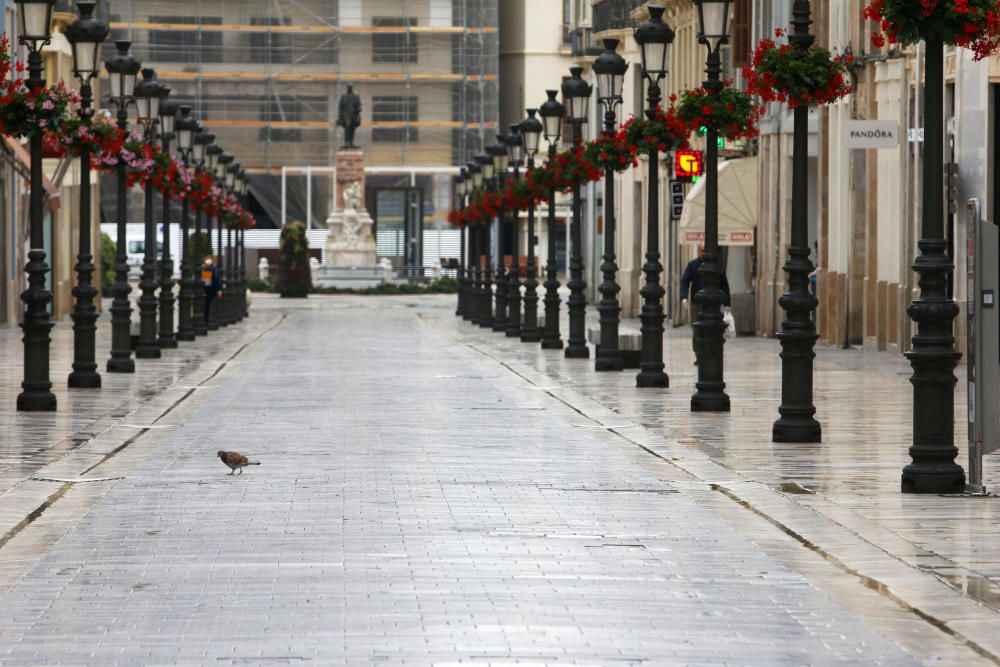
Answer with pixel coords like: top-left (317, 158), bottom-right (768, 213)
top-left (901, 461), bottom-right (966, 494)
top-left (772, 417), bottom-right (822, 443)
top-left (692, 392), bottom-right (730, 412)
top-left (68, 370), bottom-right (101, 389)
top-left (565, 345), bottom-right (589, 359)
top-left (541, 338), bottom-right (563, 350)
top-left (636, 370), bottom-right (668, 388)
top-left (17, 390), bottom-right (56, 412)
top-left (595, 354), bottom-right (624, 371)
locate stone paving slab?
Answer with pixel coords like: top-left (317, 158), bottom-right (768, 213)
top-left (0, 296), bottom-right (926, 665)
top-left (427, 292), bottom-right (1000, 663)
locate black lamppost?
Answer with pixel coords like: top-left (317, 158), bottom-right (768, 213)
top-left (505, 124), bottom-right (524, 338)
top-left (772, 0), bottom-right (821, 437)
top-left (633, 6), bottom-right (673, 388)
top-left (236, 168), bottom-right (249, 320)
top-left (65, 0), bottom-right (108, 389)
top-left (133, 68), bottom-right (165, 359)
top-left (561, 67), bottom-right (593, 359)
top-left (104, 40), bottom-right (140, 374)
top-left (174, 106), bottom-right (198, 341)
top-left (593, 38), bottom-right (629, 372)
top-left (15, 0), bottom-right (57, 410)
top-left (538, 90), bottom-right (565, 350)
top-left (215, 153), bottom-right (234, 326)
top-left (157, 98), bottom-right (178, 348)
top-left (223, 160), bottom-right (239, 326)
top-left (456, 170), bottom-right (472, 320)
top-left (489, 136), bottom-right (509, 333)
top-left (476, 153), bottom-right (495, 328)
top-left (901, 45), bottom-right (964, 489)
top-left (691, 0), bottom-right (732, 411)
top-left (192, 132), bottom-right (214, 335)
top-left (205, 143), bottom-right (224, 331)
top-left (466, 160), bottom-right (483, 325)
top-left (519, 109), bottom-right (543, 343)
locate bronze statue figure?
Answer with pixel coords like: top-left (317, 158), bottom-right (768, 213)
top-left (336, 84), bottom-right (362, 149)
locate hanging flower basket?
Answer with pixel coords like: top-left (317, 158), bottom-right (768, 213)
top-left (0, 37), bottom-right (78, 139)
top-left (864, 0), bottom-right (1000, 59)
top-left (675, 86), bottom-right (762, 141)
top-left (744, 28), bottom-right (853, 108)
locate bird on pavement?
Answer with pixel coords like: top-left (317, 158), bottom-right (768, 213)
top-left (217, 450), bottom-right (261, 475)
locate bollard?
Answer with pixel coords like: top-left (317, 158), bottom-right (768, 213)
top-left (258, 257), bottom-right (269, 282)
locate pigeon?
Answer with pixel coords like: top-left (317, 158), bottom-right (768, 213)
top-left (217, 450), bottom-right (261, 475)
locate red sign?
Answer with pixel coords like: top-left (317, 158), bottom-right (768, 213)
top-left (675, 150), bottom-right (704, 182)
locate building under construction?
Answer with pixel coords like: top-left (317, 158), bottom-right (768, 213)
top-left (100, 1), bottom-right (499, 235)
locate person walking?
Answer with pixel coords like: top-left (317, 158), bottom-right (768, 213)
top-left (200, 256), bottom-right (223, 326)
top-left (680, 245), bottom-right (731, 362)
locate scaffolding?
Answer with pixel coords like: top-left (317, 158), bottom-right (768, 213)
top-left (98, 1), bottom-right (499, 229)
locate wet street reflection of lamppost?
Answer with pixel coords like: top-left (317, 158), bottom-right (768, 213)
top-left (593, 38), bottom-right (628, 372)
top-left (691, 0), bottom-right (731, 412)
top-left (633, 6), bottom-right (673, 388)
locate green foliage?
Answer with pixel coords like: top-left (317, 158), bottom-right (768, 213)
top-left (100, 233), bottom-right (116, 295)
top-left (246, 277), bottom-right (270, 292)
top-left (276, 221), bottom-right (312, 298)
top-left (186, 231), bottom-right (211, 269)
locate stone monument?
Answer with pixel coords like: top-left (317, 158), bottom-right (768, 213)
top-left (324, 177), bottom-right (376, 268)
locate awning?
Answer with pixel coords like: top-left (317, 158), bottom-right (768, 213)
top-left (678, 156), bottom-right (757, 246)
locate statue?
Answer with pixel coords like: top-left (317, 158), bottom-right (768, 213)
top-left (336, 84), bottom-right (362, 149)
top-left (341, 182), bottom-right (363, 248)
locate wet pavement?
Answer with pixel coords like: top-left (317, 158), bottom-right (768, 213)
top-left (0, 294), bottom-right (962, 665)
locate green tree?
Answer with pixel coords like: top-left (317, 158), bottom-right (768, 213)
top-left (100, 233), bottom-right (116, 295)
top-left (186, 231), bottom-right (211, 270)
top-left (276, 221), bottom-right (311, 298)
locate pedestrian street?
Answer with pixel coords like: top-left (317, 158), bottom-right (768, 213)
top-left (0, 296), bottom-right (993, 666)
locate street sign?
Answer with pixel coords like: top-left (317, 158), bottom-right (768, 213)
top-left (844, 120), bottom-right (900, 149)
top-left (674, 150), bottom-right (703, 182)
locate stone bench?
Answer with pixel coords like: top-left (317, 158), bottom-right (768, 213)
top-left (587, 326), bottom-right (642, 368)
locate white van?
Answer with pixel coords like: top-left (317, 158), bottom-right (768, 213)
top-left (100, 223), bottom-right (180, 278)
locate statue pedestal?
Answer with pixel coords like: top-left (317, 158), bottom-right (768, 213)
top-left (324, 209), bottom-right (376, 267)
top-left (319, 148), bottom-right (381, 287)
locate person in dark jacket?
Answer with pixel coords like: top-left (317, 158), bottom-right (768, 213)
top-left (200, 256), bottom-right (223, 325)
top-left (680, 245), bottom-right (731, 362)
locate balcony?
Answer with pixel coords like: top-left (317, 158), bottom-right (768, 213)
top-left (570, 27), bottom-right (602, 58)
top-left (592, 0), bottom-right (645, 34)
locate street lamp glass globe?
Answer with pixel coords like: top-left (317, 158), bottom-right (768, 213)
top-left (561, 67), bottom-right (592, 123)
top-left (469, 162), bottom-right (483, 189)
top-left (175, 106), bottom-right (196, 151)
top-left (634, 5), bottom-right (675, 78)
top-left (505, 124), bottom-right (523, 166)
top-left (695, 0), bottom-right (731, 51)
top-left (159, 96), bottom-right (177, 135)
top-left (477, 154), bottom-right (494, 181)
top-left (65, 1), bottom-right (108, 80)
top-left (133, 68), bottom-right (162, 123)
top-left (105, 40), bottom-right (140, 102)
top-left (538, 90), bottom-right (565, 144)
top-left (520, 109), bottom-right (543, 156)
top-left (593, 39), bottom-right (628, 102)
top-left (490, 137), bottom-right (509, 173)
top-left (16, 0), bottom-right (54, 49)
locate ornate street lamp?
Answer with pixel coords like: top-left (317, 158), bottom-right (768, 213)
top-left (174, 106), bottom-right (198, 341)
top-left (505, 124), bottom-right (524, 338)
top-left (538, 89), bottom-right (565, 350)
top-left (132, 69), bottom-right (165, 359)
top-left (476, 153), bottom-right (495, 328)
top-left (489, 136), bottom-right (509, 333)
top-left (204, 143), bottom-right (224, 330)
top-left (65, 0), bottom-right (108, 390)
top-left (157, 97), bottom-right (179, 348)
top-left (104, 40), bottom-right (141, 374)
top-left (215, 152), bottom-right (235, 326)
top-left (561, 66), bottom-right (592, 359)
top-left (467, 160), bottom-right (483, 325)
top-left (14, 0), bottom-right (57, 410)
top-left (455, 171), bottom-right (469, 318)
top-left (691, 0), bottom-right (732, 410)
top-left (223, 160), bottom-right (240, 326)
top-left (237, 168), bottom-right (250, 321)
top-left (593, 38), bottom-right (629, 372)
top-left (519, 109), bottom-right (543, 343)
top-left (771, 0), bottom-right (824, 438)
top-left (191, 132), bottom-right (215, 335)
top-left (633, 6), bottom-right (674, 388)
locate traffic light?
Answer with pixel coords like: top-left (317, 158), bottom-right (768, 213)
top-left (670, 181), bottom-right (684, 220)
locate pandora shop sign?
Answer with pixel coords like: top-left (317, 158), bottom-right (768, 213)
top-left (844, 120), bottom-right (900, 149)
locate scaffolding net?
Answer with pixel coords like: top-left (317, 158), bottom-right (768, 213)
top-left (98, 0), bottom-right (499, 236)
